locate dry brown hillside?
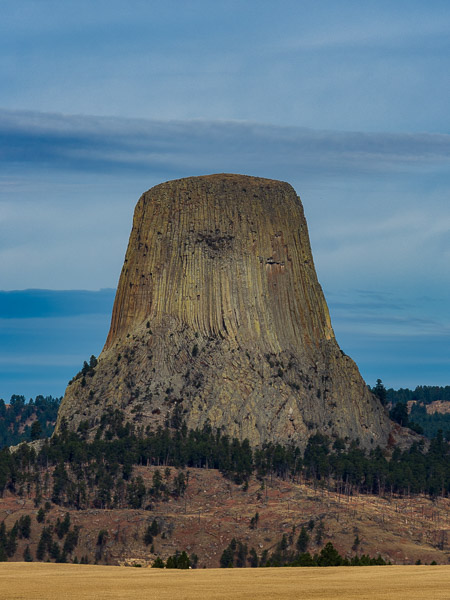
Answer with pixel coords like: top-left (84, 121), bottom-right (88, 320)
top-left (1, 467), bottom-right (448, 568)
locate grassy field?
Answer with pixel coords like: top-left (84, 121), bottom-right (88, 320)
top-left (0, 563), bottom-right (449, 600)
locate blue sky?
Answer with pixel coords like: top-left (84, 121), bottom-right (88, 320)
top-left (1, 1), bottom-right (449, 400)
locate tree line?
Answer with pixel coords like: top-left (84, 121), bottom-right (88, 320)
top-left (0, 410), bottom-right (448, 512)
top-left (220, 533), bottom-right (389, 568)
top-left (386, 385), bottom-right (450, 405)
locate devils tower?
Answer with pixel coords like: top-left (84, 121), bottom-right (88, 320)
top-left (56, 174), bottom-right (397, 449)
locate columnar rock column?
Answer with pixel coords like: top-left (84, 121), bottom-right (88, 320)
top-left (56, 174), bottom-right (396, 449)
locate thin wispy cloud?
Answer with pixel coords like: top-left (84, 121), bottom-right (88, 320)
top-left (2, 110), bottom-right (449, 177)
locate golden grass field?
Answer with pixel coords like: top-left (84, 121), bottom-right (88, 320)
top-left (0, 563), bottom-right (449, 600)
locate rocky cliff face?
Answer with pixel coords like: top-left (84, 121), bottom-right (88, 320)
top-left (56, 174), bottom-right (399, 449)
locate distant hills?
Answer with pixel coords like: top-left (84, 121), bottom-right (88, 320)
top-left (386, 385), bottom-right (450, 440)
top-left (0, 395), bottom-right (60, 447)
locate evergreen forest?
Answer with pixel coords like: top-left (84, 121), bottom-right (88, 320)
top-left (0, 410), bottom-right (448, 514)
top-left (376, 383), bottom-right (450, 440)
top-left (0, 395), bottom-right (61, 448)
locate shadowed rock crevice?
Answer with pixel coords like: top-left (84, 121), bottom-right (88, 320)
top-left (56, 174), bottom-right (399, 449)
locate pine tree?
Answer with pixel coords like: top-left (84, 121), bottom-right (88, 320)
top-left (220, 542), bottom-right (235, 568)
top-left (23, 546), bottom-right (33, 562)
top-left (248, 548), bottom-right (259, 567)
top-left (315, 520), bottom-right (325, 545)
top-left (318, 542), bottom-right (342, 566)
top-left (296, 526), bottom-right (309, 553)
top-left (235, 542), bottom-right (248, 567)
top-left (18, 515), bottom-right (31, 539)
top-left (49, 541), bottom-right (60, 561)
top-left (249, 512), bottom-right (259, 529)
top-left (152, 557), bottom-right (165, 568)
top-left (30, 421), bottom-right (42, 441)
top-left (149, 519), bottom-right (160, 536)
top-left (36, 508), bottom-right (45, 523)
top-left (373, 379), bottom-right (387, 406)
top-left (143, 526), bottom-right (153, 546)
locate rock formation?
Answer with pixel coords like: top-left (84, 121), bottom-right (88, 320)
top-left (56, 174), bottom-right (400, 449)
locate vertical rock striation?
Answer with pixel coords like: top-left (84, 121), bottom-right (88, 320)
top-left (56, 174), bottom-right (398, 449)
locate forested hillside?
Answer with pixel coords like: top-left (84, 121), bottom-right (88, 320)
top-left (381, 384), bottom-right (450, 440)
top-left (1, 385), bottom-right (448, 503)
top-left (0, 406), bottom-right (448, 566)
top-left (1, 414), bottom-right (448, 508)
top-left (0, 395), bottom-right (61, 448)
